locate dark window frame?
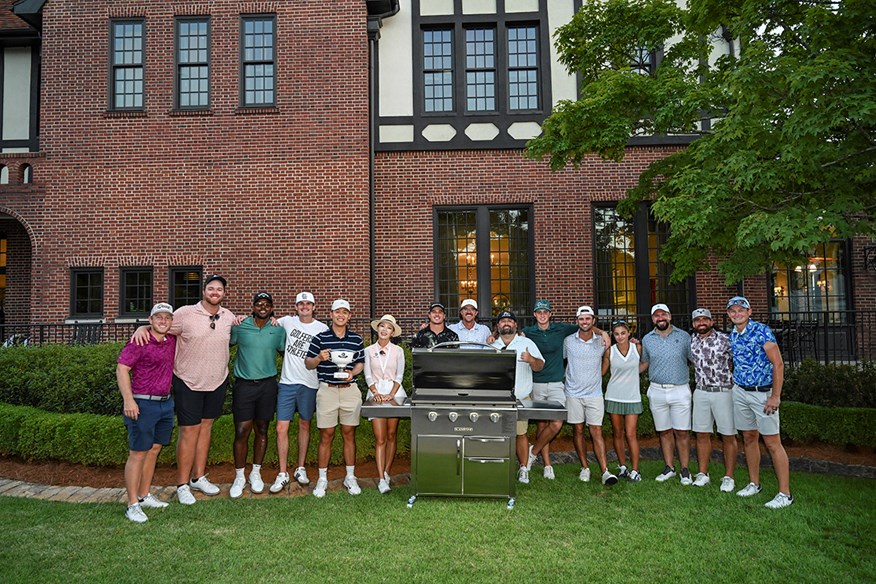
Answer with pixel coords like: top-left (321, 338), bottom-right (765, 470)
top-left (174, 17), bottom-right (211, 110)
top-left (768, 240), bottom-right (852, 319)
top-left (168, 266), bottom-right (203, 308)
top-left (240, 14), bottom-right (277, 107)
top-left (119, 267), bottom-right (153, 317)
top-left (109, 18), bottom-right (146, 111)
top-left (70, 268), bottom-right (105, 318)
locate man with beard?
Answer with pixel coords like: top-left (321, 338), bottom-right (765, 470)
top-left (270, 292), bottom-right (329, 492)
top-left (564, 306), bottom-right (618, 486)
top-left (411, 302), bottom-right (459, 348)
top-left (227, 292), bottom-right (286, 499)
top-left (490, 311), bottom-right (544, 484)
top-left (689, 308), bottom-right (737, 492)
top-left (640, 303), bottom-right (693, 485)
top-left (726, 296), bottom-right (793, 509)
top-left (448, 299), bottom-right (491, 348)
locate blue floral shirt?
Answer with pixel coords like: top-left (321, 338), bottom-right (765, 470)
top-left (729, 320), bottom-right (776, 387)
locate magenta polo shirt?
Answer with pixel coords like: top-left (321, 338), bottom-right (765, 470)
top-left (117, 333), bottom-right (177, 396)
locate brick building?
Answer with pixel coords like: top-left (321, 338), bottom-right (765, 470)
top-left (0, 1), bottom-right (873, 353)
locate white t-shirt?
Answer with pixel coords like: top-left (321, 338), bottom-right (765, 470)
top-left (491, 335), bottom-right (544, 400)
top-left (277, 316), bottom-right (328, 388)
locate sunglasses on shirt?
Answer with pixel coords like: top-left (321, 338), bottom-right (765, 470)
top-left (209, 313), bottom-right (220, 329)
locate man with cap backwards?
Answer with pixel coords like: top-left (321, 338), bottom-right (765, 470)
top-left (640, 303), bottom-right (693, 485)
top-left (304, 299), bottom-right (366, 497)
top-left (227, 292), bottom-right (287, 499)
top-left (490, 310), bottom-right (544, 484)
top-left (269, 291), bottom-right (329, 492)
top-left (448, 299), bottom-right (491, 348)
top-left (726, 296), bottom-right (793, 509)
top-left (117, 302), bottom-right (177, 523)
top-left (521, 300), bottom-right (610, 479)
top-left (410, 302), bottom-right (459, 348)
top-left (564, 306), bottom-right (618, 486)
top-left (689, 307), bottom-right (738, 492)
top-left (133, 274), bottom-right (235, 505)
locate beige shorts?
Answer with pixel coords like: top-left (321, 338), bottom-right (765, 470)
top-left (316, 383), bottom-right (362, 428)
top-left (733, 385), bottom-right (780, 436)
top-left (516, 393), bottom-right (531, 435)
top-left (693, 388), bottom-right (735, 435)
top-left (532, 382), bottom-right (566, 405)
top-left (566, 396), bottom-right (605, 426)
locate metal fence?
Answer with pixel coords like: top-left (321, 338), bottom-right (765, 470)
top-left (1, 310), bottom-right (873, 366)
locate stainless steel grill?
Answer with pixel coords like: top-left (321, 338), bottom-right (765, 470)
top-left (361, 342), bottom-right (567, 508)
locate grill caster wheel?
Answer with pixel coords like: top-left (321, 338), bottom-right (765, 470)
top-left (407, 495), bottom-right (417, 508)
top-left (507, 498), bottom-right (516, 510)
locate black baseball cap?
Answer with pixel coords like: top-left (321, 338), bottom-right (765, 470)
top-left (203, 274), bottom-right (227, 288)
top-left (429, 302), bottom-right (446, 312)
top-left (253, 292), bottom-right (273, 304)
top-left (496, 310), bottom-right (517, 323)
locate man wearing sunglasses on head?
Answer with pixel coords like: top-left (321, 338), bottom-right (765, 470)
top-left (132, 274), bottom-right (235, 505)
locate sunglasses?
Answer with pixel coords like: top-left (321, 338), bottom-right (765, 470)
top-left (209, 313), bottom-right (220, 329)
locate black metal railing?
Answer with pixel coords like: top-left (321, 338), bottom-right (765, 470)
top-left (1, 310), bottom-right (873, 366)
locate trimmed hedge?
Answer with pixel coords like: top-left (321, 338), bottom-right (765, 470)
top-left (783, 360), bottom-right (876, 408)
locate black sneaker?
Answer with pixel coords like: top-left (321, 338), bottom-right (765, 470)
top-left (655, 465), bottom-right (676, 482)
top-left (680, 467), bottom-right (693, 485)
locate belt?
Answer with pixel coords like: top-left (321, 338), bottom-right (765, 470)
top-left (698, 385), bottom-right (732, 393)
top-left (133, 394), bottom-right (172, 402)
top-left (738, 384), bottom-right (771, 392)
top-left (326, 383), bottom-right (352, 389)
top-left (651, 382), bottom-right (688, 389)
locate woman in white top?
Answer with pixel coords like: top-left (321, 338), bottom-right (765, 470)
top-left (601, 321), bottom-right (644, 482)
top-left (364, 315), bottom-right (407, 494)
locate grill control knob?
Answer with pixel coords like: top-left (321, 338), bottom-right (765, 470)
top-left (490, 413), bottom-right (500, 423)
top-left (428, 411), bottom-right (438, 422)
top-left (469, 412), bottom-right (479, 423)
top-left (448, 411), bottom-right (459, 422)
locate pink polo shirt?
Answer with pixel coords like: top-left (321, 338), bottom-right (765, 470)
top-left (170, 302), bottom-right (235, 392)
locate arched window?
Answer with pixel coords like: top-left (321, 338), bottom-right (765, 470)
top-left (21, 164), bottom-right (32, 184)
top-left (0, 165), bottom-right (8, 185)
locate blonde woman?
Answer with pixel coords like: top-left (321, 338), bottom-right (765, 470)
top-left (364, 315), bottom-right (406, 494)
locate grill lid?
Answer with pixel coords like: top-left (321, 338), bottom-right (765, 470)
top-left (411, 347), bottom-right (517, 403)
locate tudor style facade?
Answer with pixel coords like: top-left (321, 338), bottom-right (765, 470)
top-left (0, 0), bottom-right (873, 351)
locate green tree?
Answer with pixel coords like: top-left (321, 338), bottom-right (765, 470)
top-left (526, 0), bottom-right (876, 283)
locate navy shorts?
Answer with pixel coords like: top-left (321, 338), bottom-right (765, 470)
top-left (232, 377), bottom-right (278, 423)
top-left (124, 398), bottom-right (175, 451)
top-left (277, 383), bottom-right (317, 421)
top-left (173, 375), bottom-right (228, 427)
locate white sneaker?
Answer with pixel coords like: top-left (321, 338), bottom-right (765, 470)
top-left (526, 444), bottom-right (537, 470)
top-left (579, 467), bottom-right (591, 482)
top-left (737, 482), bottom-right (763, 497)
top-left (139, 493), bottom-right (169, 509)
top-left (679, 467), bottom-right (693, 486)
top-left (269, 472), bottom-right (289, 494)
top-left (764, 492), bottom-right (794, 509)
top-left (693, 472), bottom-right (711, 487)
top-left (189, 476), bottom-right (220, 496)
top-left (720, 476), bottom-right (736, 493)
top-left (543, 466), bottom-right (555, 480)
top-left (655, 465), bottom-right (676, 482)
top-left (384, 471), bottom-right (391, 484)
top-left (230, 476), bottom-right (246, 499)
top-left (293, 467), bottom-right (310, 485)
top-left (313, 477), bottom-right (328, 498)
top-left (602, 470), bottom-right (618, 485)
top-left (125, 503), bottom-right (148, 523)
top-left (628, 469), bottom-right (642, 482)
top-left (517, 466), bottom-right (530, 484)
top-left (343, 476), bottom-right (361, 495)
top-left (378, 479), bottom-right (391, 494)
top-left (176, 484), bottom-right (196, 505)
top-left (617, 465), bottom-right (629, 479)
top-left (249, 469), bottom-right (264, 494)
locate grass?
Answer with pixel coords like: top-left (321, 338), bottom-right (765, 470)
top-left (1, 460), bottom-right (874, 583)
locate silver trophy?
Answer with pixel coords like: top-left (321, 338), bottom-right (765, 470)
top-left (330, 349), bottom-right (354, 380)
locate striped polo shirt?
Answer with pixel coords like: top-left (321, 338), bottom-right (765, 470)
top-left (307, 327), bottom-right (365, 384)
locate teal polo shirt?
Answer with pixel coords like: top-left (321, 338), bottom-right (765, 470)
top-left (230, 317), bottom-right (286, 380)
top-left (521, 322), bottom-right (578, 383)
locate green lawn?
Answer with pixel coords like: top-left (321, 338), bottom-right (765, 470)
top-left (2, 460), bottom-right (874, 583)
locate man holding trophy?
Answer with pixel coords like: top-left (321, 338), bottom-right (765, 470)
top-left (304, 299), bottom-right (365, 498)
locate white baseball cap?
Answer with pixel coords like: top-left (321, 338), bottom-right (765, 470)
top-left (460, 299), bottom-right (478, 311)
top-left (576, 306), bottom-right (595, 317)
top-left (651, 303), bottom-right (671, 315)
top-left (331, 299), bottom-right (351, 311)
top-left (150, 302), bottom-right (174, 317)
top-left (296, 291), bottom-right (315, 304)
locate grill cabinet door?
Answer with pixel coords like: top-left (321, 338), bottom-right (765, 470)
top-left (415, 435), bottom-right (462, 495)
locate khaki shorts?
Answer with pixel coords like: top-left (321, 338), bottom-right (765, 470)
top-left (693, 388), bottom-right (735, 435)
top-left (316, 383), bottom-right (362, 428)
top-left (733, 385), bottom-right (780, 436)
top-left (532, 382), bottom-right (566, 405)
top-left (516, 393), bottom-right (531, 435)
top-left (566, 396), bottom-right (605, 426)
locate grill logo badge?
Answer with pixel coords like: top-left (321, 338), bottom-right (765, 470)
top-left (454, 427), bottom-right (474, 432)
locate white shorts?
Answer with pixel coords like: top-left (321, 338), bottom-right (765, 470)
top-left (532, 382), bottom-right (566, 405)
top-left (566, 396), bottom-right (605, 426)
top-left (692, 388), bottom-right (735, 435)
top-left (733, 385), bottom-right (780, 436)
top-left (647, 383), bottom-right (692, 431)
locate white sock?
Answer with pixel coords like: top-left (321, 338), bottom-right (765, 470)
top-left (235, 468), bottom-right (245, 478)
top-left (318, 468), bottom-right (328, 480)
top-left (346, 465), bottom-right (355, 478)
top-left (251, 464), bottom-right (261, 473)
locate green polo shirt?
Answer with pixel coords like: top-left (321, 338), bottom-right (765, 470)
top-left (230, 317), bottom-right (286, 380)
top-left (521, 322), bottom-right (578, 383)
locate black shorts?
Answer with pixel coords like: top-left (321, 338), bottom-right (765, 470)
top-left (173, 375), bottom-right (228, 427)
top-left (232, 377), bottom-right (278, 423)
